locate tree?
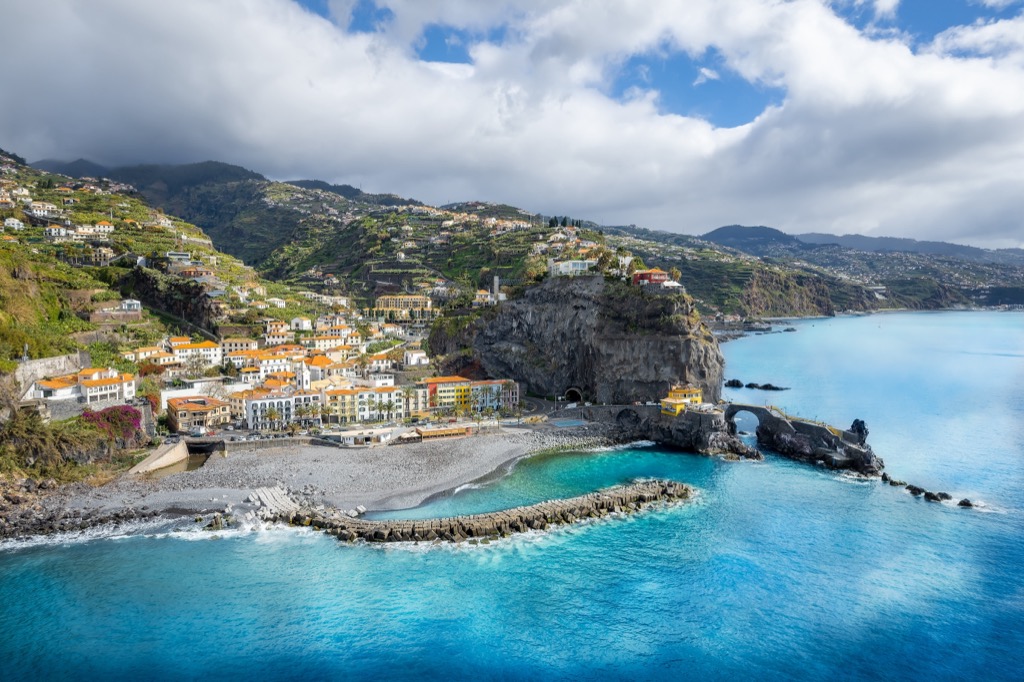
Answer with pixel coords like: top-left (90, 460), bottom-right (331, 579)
top-left (560, 216), bottom-right (568, 227)
top-left (182, 354), bottom-right (207, 379)
top-left (401, 385), bottom-right (417, 415)
top-left (669, 267), bottom-right (682, 282)
top-left (356, 353), bottom-right (370, 378)
top-left (595, 248), bottom-right (615, 272)
top-left (266, 407), bottom-right (280, 432)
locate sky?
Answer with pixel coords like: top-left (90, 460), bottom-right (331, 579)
top-left (3, 1), bottom-right (1024, 248)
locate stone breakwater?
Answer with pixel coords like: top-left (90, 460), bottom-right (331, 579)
top-left (266, 479), bottom-right (693, 544)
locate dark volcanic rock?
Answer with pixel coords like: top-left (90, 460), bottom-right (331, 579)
top-left (612, 406), bottom-right (758, 459)
top-left (758, 383), bottom-right (788, 391)
top-left (958, 498), bottom-right (973, 508)
top-left (472, 276), bottom-right (724, 404)
top-left (907, 485), bottom-right (926, 496)
top-left (725, 379), bottom-right (743, 388)
top-left (747, 409), bottom-right (884, 476)
top-left (741, 382), bottom-right (788, 391)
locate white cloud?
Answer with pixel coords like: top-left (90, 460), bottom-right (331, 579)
top-left (831, 0), bottom-right (900, 22)
top-left (930, 16), bottom-right (1024, 65)
top-left (693, 67), bottom-right (721, 86)
top-left (872, 0), bottom-right (900, 19)
top-left (974, 0), bottom-right (1023, 9)
top-left (2, 0), bottom-right (1024, 247)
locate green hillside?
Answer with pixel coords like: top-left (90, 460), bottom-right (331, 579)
top-left (0, 151), bottom-right (333, 366)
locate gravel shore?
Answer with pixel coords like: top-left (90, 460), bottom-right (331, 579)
top-left (52, 423), bottom-right (619, 519)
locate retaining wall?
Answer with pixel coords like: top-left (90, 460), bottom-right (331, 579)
top-left (129, 440), bottom-right (189, 474)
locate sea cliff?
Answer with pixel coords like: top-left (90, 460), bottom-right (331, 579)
top-left (463, 276), bottom-right (724, 404)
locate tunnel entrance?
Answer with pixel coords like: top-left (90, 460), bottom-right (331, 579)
top-left (564, 387), bottom-right (584, 403)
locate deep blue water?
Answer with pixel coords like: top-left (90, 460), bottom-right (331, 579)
top-left (2, 311), bottom-right (1023, 680)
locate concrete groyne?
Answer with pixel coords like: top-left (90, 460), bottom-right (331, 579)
top-left (260, 479), bottom-right (692, 543)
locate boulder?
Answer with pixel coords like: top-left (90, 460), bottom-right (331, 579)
top-left (958, 499), bottom-right (973, 508)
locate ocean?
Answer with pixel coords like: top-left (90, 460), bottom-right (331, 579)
top-left (2, 310), bottom-right (1022, 680)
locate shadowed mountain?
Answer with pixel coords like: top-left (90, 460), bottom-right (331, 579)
top-left (797, 233), bottom-right (1024, 266)
top-left (701, 225), bottom-right (805, 257)
top-left (286, 179), bottom-right (422, 207)
top-left (32, 158), bottom-right (110, 178)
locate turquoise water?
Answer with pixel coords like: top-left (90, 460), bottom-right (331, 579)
top-left (2, 311), bottom-right (1023, 680)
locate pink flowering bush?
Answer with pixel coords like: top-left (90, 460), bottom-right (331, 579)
top-left (81, 405), bottom-right (142, 443)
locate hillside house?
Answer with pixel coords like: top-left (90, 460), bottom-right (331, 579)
top-left (632, 268), bottom-right (670, 286)
top-left (166, 396), bottom-right (231, 433)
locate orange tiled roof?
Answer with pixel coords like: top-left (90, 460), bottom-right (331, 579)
top-left (167, 396), bottom-right (229, 412)
top-left (81, 373), bottom-right (133, 388)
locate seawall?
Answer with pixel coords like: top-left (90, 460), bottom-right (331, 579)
top-left (129, 440), bottom-right (189, 475)
top-left (262, 479), bottom-right (692, 543)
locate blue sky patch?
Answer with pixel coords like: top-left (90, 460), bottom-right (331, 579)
top-left (414, 24), bottom-right (510, 64)
top-left (610, 49), bottom-right (786, 128)
top-left (833, 0), bottom-right (1022, 45)
top-left (293, 0), bottom-right (394, 32)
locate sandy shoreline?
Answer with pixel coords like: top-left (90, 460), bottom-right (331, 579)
top-left (51, 422), bottom-right (618, 519)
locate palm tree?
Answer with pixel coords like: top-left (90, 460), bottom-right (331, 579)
top-left (383, 399), bottom-right (395, 422)
top-left (266, 407), bottom-right (280, 432)
top-left (501, 380), bottom-right (516, 411)
top-left (401, 385), bottom-right (416, 418)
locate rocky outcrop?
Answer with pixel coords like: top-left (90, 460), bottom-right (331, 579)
top-left (751, 415), bottom-right (884, 476)
top-left (472, 276), bottom-right (724, 404)
top-left (611, 406), bottom-right (759, 460)
top-left (0, 477), bottom-right (160, 540)
top-left (119, 266), bottom-right (221, 335)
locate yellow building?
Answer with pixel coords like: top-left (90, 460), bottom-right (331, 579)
top-left (375, 294), bottom-right (432, 311)
top-left (420, 376), bottom-right (472, 410)
top-left (660, 384), bottom-right (703, 416)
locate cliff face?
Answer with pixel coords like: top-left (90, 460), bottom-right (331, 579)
top-left (472, 276), bottom-right (724, 404)
top-left (119, 267), bottom-right (221, 335)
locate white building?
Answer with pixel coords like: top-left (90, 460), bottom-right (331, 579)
top-left (403, 349), bottom-right (429, 368)
top-left (548, 259), bottom-right (598, 277)
top-left (172, 340), bottom-right (224, 368)
top-left (33, 367), bottom-right (136, 404)
top-left (245, 390), bottom-right (323, 430)
top-left (221, 338), bottom-right (259, 354)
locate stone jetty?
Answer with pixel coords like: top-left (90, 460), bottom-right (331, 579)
top-left (260, 479), bottom-right (692, 544)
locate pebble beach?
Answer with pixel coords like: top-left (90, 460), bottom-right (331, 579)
top-left (1, 423), bottom-right (620, 540)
